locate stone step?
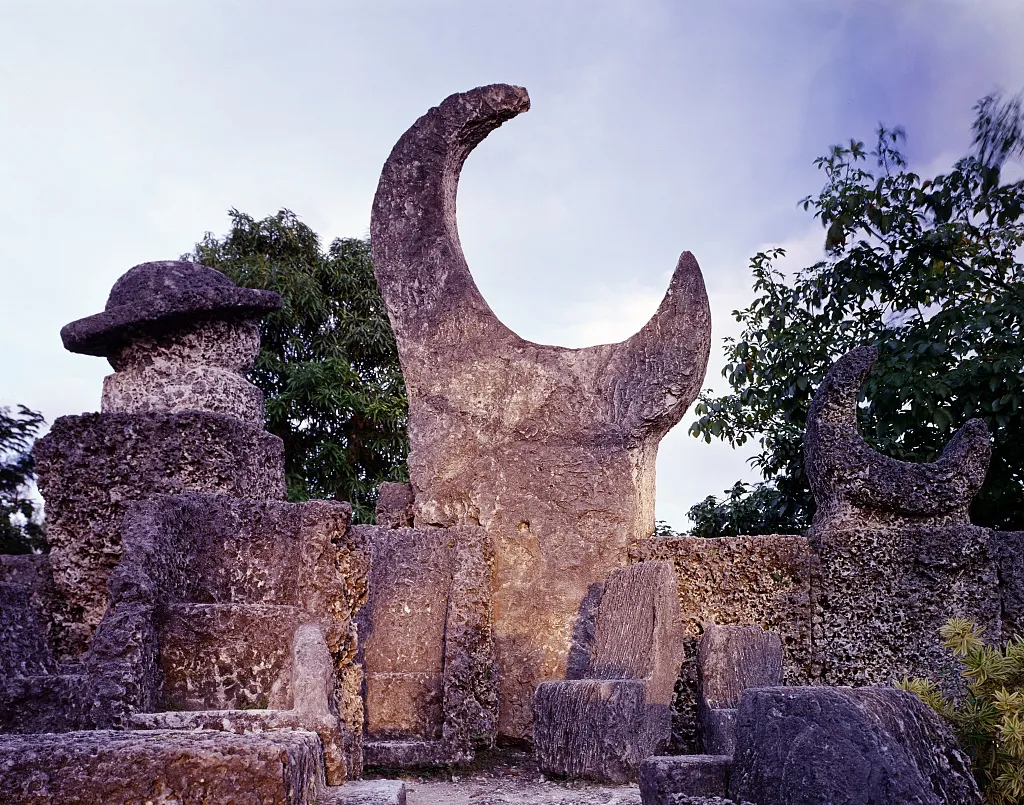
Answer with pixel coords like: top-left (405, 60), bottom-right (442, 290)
top-left (638, 755), bottom-right (732, 804)
top-left (0, 729), bottom-right (326, 804)
top-left (322, 779), bottom-right (407, 804)
top-left (364, 739), bottom-right (454, 768)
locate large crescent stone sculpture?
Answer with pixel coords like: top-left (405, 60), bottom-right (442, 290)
top-left (371, 84), bottom-right (712, 738)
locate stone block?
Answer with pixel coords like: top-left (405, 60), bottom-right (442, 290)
top-left (375, 482), bottom-right (414, 528)
top-left (590, 561), bottom-right (683, 708)
top-left (157, 602), bottom-right (300, 711)
top-left (355, 524), bottom-right (495, 759)
top-left (0, 581), bottom-right (57, 677)
top-left (991, 530), bottom-right (1024, 640)
top-left (323, 779), bottom-right (408, 805)
top-left (630, 537), bottom-right (817, 752)
top-left (696, 624), bottom-right (781, 754)
top-left (638, 755), bottom-right (731, 804)
top-left (0, 673), bottom-right (97, 733)
top-left (814, 524), bottom-right (1000, 691)
top-left (730, 686), bottom-right (981, 805)
top-left (33, 411), bottom-right (286, 653)
top-left (533, 678), bottom-right (664, 783)
top-left (0, 729), bottom-right (325, 804)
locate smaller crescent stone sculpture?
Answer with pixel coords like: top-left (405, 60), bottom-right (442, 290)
top-left (370, 84), bottom-right (712, 738)
top-left (805, 345), bottom-right (991, 532)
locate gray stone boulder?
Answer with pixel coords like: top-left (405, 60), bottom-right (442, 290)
top-left (730, 686), bottom-right (981, 804)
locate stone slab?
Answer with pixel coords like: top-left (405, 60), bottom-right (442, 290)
top-left (323, 779), bottom-right (407, 805)
top-left (533, 678), bottom-right (665, 783)
top-left (638, 755), bottom-right (731, 805)
top-left (0, 729), bottom-right (325, 804)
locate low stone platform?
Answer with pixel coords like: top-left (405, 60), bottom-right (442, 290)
top-left (0, 729), bottom-right (326, 804)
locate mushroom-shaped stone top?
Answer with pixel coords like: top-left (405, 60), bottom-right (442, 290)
top-left (60, 261), bottom-right (282, 357)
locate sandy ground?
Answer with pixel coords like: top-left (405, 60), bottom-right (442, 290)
top-left (368, 748), bottom-right (643, 805)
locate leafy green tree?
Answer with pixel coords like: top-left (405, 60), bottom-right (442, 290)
top-left (690, 91), bottom-right (1024, 533)
top-left (186, 209), bottom-right (408, 523)
top-left (1, 404), bottom-right (46, 554)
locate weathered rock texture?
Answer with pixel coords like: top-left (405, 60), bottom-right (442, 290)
top-left (375, 482), bottom-right (415, 528)
top-left (105, 493), bottom-right (368, 784)
top-left (631, 536), bottom-right (817, 751)
top-left (533, 562), bottom-right (682, 782)
top-left (355, 524), bottom-right (496, 765)
top-left (696, 625), bottom-right (782, 755)
top-left (990, 530), bottom-right (1024, 640)
top-left (371, 83), bottom-right (711, 739)
top-left (806, 347), bottom-right (1000, 689)
top-left (638, 755), bottom-right (732, 804)
top-left (730, 686), bottom-right (981, 805)
top-left (33, 411), bottom-right (286, 655)
top-left (0, 729), bottom-right (326, 805)
top-left (806, 346), bottom-right (991, 532)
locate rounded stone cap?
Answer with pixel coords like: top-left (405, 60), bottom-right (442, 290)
top-left (61, 261), bottom-right (282, 356)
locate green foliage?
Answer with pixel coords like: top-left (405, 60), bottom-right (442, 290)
top-left (0, 404), bottom-right (46, 554)
top-left (186, 209), bottom-right (408, 523)
top-left (900, 618), bottom-right (1024, 804)
top-left (653, 519), bottom-right (683, 537)
top-left (687, 481), bottom-right (805, 537)
top-left (691, 91), bottom-right (1024, 531)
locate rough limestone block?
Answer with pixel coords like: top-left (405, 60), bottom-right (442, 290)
top-left (697, 624), bottom-right (782, 754)
top-left (371, 84), bottom-right (712, 738)
top-left (533, 562), bottom-right (682, 781)
top-left (991, 530), bottom-right (1024, 640)
top-left (33, 411), bottom-right (286, 654)
top-left (440, 523), bottom-right (498, 758)
top-left (638, 755), bottom-right (731, 804)
top-left (157, 603), bottom-right (301, 711)
top-left (805, 346), bottom-right (991, 532)
top-left (630, 538), bottom-right (817, 752)
top-left (814, 523), bottom-right (999, 691)
top-left (0, 581), bottom-right (57, 677)
top-left (533, 678), bottom-right (655, 783)
top-left (106, 494), bottom-right (368, 781)
top-left (322, 779), bottom-right (407, 805)
top-left (0, 729), bottom-right (325, 805)
top-left (0, 674), bottom-right (97, 734)
top-left (375, 482), bottom-right (414, 528)
top-left (355, 524), bottom-right (495, 761)
top-left (730, 686), bottom-right (981, 805)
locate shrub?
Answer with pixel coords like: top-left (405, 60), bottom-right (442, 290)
top-left (900, 618), bottom-right (1024, 804)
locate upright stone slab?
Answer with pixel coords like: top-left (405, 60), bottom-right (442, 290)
top-left (696, 625), bottom-right (782, 754)
top-left (371, 83), bottom-right (711, 738)
top-left (34, 261), bottom-right (285, 655)
top-left (805, 347), bottom-right (1000, 689)
top-left (533, 562), bottom-right (683, 782)
top-left (355, 524), bottom-right (496, 764)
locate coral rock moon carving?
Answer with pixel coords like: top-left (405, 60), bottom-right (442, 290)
top-left (370, 84), bottom-right (713, 738)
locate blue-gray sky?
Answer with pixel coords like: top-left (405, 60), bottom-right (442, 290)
top-left (2, 0), bottom-right (1023, 528)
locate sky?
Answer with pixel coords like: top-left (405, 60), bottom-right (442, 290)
top-left (2, 0), bottom-right (1023, 529)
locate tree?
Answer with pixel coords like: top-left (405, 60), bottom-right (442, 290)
top-left (690, 91), bottom-right (1024, 534)
top-left (1, 404), bottom-right (46, 554)
top-left (186, 209), bottom-right (408, 523)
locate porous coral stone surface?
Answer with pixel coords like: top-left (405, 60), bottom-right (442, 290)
top-left (371, 84), bottom-right (711, 739)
